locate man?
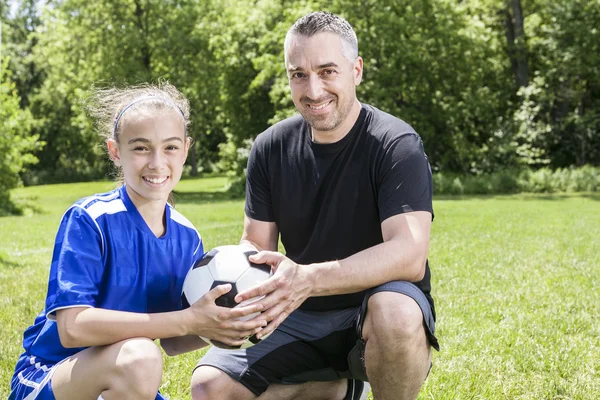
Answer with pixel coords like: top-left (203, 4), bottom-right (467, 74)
top-left (192, 11), bottom-right (439, 400)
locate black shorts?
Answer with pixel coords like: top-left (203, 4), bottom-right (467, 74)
top-left (196, 281), bottom-right (438, 396)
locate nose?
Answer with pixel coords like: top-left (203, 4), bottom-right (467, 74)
top-left (148, 150), bottom-right (166, 171)
top-left (305, 74), bottom-right (325, 101)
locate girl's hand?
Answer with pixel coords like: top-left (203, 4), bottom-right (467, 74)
top-left (185, 284), bottom-right (267, 347)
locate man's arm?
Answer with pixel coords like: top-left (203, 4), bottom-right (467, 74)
top-left (237, 210), bottom-right (431, 336)
top-left (309, 210), bottom-right (431, 295)
top-left (240, 215), bottom-right (279, 252)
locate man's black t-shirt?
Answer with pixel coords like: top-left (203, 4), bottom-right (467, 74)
top-left (245, 103), bottom-right (435, 314)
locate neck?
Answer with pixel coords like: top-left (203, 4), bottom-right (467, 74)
top-left (311, 100), bottom-right (361, 144)
top-left (125, 186), bottom-right (167, 237)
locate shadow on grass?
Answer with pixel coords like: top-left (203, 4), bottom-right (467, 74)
top-left (172, 190), bottom-right (244, 204)
top-left (0, 195), bottom-right (46, 218)
top-left (0, 252), bottom-right (21, 268)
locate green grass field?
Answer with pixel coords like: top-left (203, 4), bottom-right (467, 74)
top-left (1, 178), bottom-right (599, 399)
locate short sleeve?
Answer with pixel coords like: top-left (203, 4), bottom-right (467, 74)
top-left (378, 133), bottom-right (434, 222)
top-left (45, 206), bottom-right (104, 319)
top-left (244, 134), bottom-right (275, 222)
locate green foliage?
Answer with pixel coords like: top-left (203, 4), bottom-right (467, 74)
top-left (217, 135), bottom-right (253, 198)
top-left (336, 0), bottom-right (515, 173)
top-left (1, 0), bottom-right (600, 185)
top-left (519, 165), bottom-right (600, 193)
top-left (433, 166), bottom-right (600, 195)
top-left (0, 58), bottom-right (41, 215)
top-left (520, 0), bottom-right (600, 168)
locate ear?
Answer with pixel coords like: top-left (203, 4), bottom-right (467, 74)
top-left (353, 56), bottom-right (364, 86)
top-left (107, 139), bottom-right (122, 167)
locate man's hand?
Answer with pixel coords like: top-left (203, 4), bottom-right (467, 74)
top-left (234, 251), bottom-right (313, 338)
top-left (185, 284), bottom-right (267, 347)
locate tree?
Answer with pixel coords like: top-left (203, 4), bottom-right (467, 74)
top-left (26, 0), bottom-right (229, 181)
top-left (514, 0), bottom-right (600, 167)
top-left (505, 0), bottom-right (529, 89)
top-left (0, 57), bottom-right (40, 214)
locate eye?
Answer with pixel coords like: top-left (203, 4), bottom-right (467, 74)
top-left (165, 145), bottom-right (180, 151)
top-left (290, 72), bottom-right (306, 80)
top-left (133, 146), bottom-right (149, 152)
top-left (321, 69), bottom-right (337, 77)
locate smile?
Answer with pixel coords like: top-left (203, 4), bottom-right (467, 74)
top-left (307, 100), bottom-right (332, 110)
top-left (143, 176), bottom-right (168, 184)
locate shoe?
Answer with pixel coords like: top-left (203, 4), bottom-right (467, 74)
top-left (346, 379), bottom-right (371, 400)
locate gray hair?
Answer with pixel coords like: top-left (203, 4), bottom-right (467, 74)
top-left (284, 11), bottom-right (358, 62)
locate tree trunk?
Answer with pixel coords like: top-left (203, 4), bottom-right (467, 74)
top-left (133, 0), bottom-right (152, 73)
top-left (189, 142), bottom-right (198, 176)
top-left (504, 0), bottom-right (529, 89)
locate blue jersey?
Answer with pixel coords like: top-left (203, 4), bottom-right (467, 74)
top-left (17, 185), bottom-right (204, 364)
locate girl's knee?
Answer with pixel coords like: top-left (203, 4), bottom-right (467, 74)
top-left (111, 338), bottom-right (163, 398)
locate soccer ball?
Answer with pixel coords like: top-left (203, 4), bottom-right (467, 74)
top-left (182, 244), bottom-right (273, 349)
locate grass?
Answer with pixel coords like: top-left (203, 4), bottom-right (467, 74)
top-left (1, 178), bottom-right (599, 399)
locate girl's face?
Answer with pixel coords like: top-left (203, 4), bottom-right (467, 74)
top-left (107, 109), bottom-right (189, 207)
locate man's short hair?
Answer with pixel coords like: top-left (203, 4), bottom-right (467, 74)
top-left (285, 11), bottom-right (359, 62)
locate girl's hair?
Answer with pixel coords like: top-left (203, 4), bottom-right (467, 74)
top-left (87, 82), bottom-right (191, 143)
top-left (86, 82), bottom-right (191, 205)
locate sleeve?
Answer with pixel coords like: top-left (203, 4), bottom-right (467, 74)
top-left (181, 232), bottom-right (205, 311)
top-left (45, 205), bottom-right (104, 319)
top-left (244, 133), bottom-right (275, 222)
top-left (192, 233), bottom-right (205, 266)
top-left (378, 133), bottom-right (434, 222)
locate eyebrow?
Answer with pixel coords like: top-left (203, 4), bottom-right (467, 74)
top-left (317, 62), bottom-right (339, 69)
top-left (127, 136), bottom-right (184, 144)
top-left (287, 62), bottom-right (340, 73)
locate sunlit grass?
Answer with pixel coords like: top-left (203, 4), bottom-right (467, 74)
top-left (1, 181), bottom-right (599, 399)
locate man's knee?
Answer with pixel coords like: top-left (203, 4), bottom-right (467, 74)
top-left (111, 338), bottom-right (163, 398)
top-left (191, 365), bottom-right (247, 400)
top-left (364, 291), bottom-right (425, 342)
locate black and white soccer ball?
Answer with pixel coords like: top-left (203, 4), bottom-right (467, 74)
top-left (182, 244), bottom-right (273, 349)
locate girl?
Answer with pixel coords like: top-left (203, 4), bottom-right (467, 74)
top-left (9, 83), bottom-right (266, 400)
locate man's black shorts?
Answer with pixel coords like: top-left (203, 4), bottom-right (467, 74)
top-left (196, 281), bottom-right (439, 396)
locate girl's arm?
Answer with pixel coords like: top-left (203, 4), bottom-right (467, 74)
top-left (56, 284), bottom-right (266, 350)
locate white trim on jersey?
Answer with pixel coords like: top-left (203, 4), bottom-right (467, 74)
top-left (82, 199), bottom-right (127, 257)
top-left (170, 207), bottom-right (195, 230)
top-left (85, 198), bottom-right (127, 220)
top-left (46, 304), bottom-right (93, 321)
top-left (79, 190), bottom-right (120, 209)
top-left (56, 192), bottom-right (125, 258)
top-left (170, 207), bottom-right (203, 255)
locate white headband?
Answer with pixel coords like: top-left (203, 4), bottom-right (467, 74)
top-left (113, 96), bottom-right (186, 136)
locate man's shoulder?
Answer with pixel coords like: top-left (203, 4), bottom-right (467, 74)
top-left (255, 113), bottom-right (305, 144)
top-left (362, 103), bottom-right (417, 139)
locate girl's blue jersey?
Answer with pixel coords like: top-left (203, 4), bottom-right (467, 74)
top-left (17, 185), bottom-right (204, 364)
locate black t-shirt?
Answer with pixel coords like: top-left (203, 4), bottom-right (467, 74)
top-left (245, 103), bottom-right (435, 312)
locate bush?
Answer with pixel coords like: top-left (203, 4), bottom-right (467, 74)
top-left (433, 166), bottom-right (600, 195)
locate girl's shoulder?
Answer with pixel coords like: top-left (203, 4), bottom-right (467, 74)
top-left (72, 187), bottom-right (122, 210)
top-left (167, 205), bottom-right (202, 246)
top-left (60, 187), bottom-right (127, 228)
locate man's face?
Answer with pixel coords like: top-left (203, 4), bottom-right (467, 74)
top-left (285, 32), bottom-right (363, 139)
